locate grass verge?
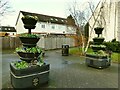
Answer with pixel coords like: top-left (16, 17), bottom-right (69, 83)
top-left (69, 47), bottom-right (120, 64)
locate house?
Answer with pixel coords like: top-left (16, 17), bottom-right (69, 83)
top-left (88, 0), bottom-right (120, 41)
top-left (15, 11), bottom-right (77, 49)
top-left (16, 11), bottom-right (76, 35)
top-left (0, 26), bottom-right (16, 37)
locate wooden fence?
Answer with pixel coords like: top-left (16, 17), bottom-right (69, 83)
top-left (0, 37), bottom-right (21, 50)
top-left (1, 36), bottom-right (75, 50)
top-left (37, 37), bottom-right (75, 50)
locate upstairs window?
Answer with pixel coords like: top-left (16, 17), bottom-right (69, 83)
top-left (41, 24), bottom-right (45, 28)
top-left (55, 19), bottom-right (58, 21)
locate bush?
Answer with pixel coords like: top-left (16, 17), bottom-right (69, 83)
top-left (103, 41), bottom-right (120, 53)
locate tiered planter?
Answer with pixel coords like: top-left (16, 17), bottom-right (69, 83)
top-left (10, 15), bottom-right (50, 88)
top-left (85, 27), bottom-right (111, 69)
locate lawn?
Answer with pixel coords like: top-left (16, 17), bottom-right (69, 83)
top-left (69, 47), bottom-right (120, 64)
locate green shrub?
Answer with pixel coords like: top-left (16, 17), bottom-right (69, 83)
top-left (103, 41), bottom-right (120, 53)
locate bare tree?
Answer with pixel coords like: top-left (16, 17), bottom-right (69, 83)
top-left (67, 0), bottom-right (106, 54)
top-left (0, 0), bottom-right (11, 16)
top-left (0, 0), bottom-right (14, 25)
top-left (67, 1), bottom-right (95, 54)
top-left (84, 1), bottom-right (106, 53)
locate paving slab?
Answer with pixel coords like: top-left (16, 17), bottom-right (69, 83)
top-left (1, 50), bottom-right (119, 89)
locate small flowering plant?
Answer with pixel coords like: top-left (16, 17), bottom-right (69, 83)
top-left (21, 15), bottom-right (38, 25)
top-left (19, 33), bottom-right (39, 38)
top-left (16, 46), bottom-right (42, 54)
top-left (22, 15), bottom-right (38, 21)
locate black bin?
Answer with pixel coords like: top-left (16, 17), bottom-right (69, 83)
top-left (62, 44), bottom-right (69, 56)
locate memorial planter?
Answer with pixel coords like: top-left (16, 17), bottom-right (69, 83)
top-left (10, 15), bottom-right (50, 88)
top-left (85, 27), bottom-right (111, 69)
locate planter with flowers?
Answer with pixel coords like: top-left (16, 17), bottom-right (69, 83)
top-left (85, 27), bottom-right (111, 69)
top-left (10, 15), bottom-right (50, 88)
top-left (21, 15), bottom-right (38, 29)
top-left (19, 34), bottom-right (40, 47)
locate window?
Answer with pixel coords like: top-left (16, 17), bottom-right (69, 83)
top-left (55, 19), bottom-right (58, 21)
top-left (58, 26), bottom-right (61, 29)
top-left (61, 20), bottom-right (64, 22)
top-left (41, 25), bottom-right (45, 28)
top-left (5, 28), bottom-right (7, 30)
top-left (50, 18), bottom-right (53, 21)
top-left (51, 25), bottom-right (55, 29)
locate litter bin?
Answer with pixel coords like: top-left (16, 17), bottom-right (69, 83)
top-left (62, 44), bottom-right (69, 56)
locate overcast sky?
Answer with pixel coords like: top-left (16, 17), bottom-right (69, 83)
top-left (0, 0), bottom-right (100, 26)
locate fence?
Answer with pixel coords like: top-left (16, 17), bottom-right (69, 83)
top-left (1, 36), bottom-right (75, 50)
top-left (0, 37), bottom-right (21, 50)
top-left (37, 36), bottom-right (75, 50)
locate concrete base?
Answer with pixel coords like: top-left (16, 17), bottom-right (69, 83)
top-left (85, 55), bottom-right (111, 69)
top-left (10, 63), bottom-right (50, 88)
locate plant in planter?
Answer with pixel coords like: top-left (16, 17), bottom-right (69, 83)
top-left (10, 15), bottom-right (50, 88)
top-left (21, 15), bottom-right (38, 34)
top-left (86, 50), bottom-right (108, 58)
top-left (19, 33), bottom-right (40, 47)
top-left (22, 15), bottom-right (38, 25)
top-left (90, 44), bottom-right (106, 52)
top-left (16, 46), bottom-right (42, 63)
top-left (93, 37), bottom-right (104, 45)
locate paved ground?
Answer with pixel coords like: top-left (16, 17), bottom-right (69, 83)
top-left (1, 49), bottom-right (119, 89)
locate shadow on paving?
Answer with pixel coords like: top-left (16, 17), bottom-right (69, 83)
top-left (1, 49), bottom-right (119, 89)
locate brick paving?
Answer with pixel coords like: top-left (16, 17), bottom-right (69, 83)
top-left (1, 50), bottom-right (119, 89)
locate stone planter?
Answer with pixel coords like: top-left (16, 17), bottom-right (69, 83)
top-left (93, 37), bottom-right (104, 45)
top-left (17, 52), bottom-right (41, 62)
top-left (19, 37), bottom-right (40, 47)
top-left (86, 54), bottom-right (111, 69)
top-left (10, 63), bottom-right (50, 88)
